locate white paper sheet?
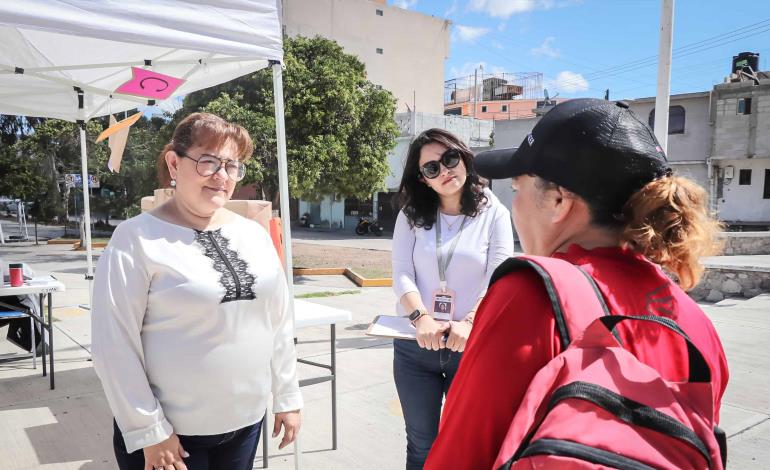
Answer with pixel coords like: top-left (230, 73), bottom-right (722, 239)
top-left (366, 315), bottom-right (417, 340)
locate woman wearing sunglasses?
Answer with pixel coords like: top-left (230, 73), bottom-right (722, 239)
top-left (92, 113), bottom-right (302, 470)
top-left (391, 128), bottom-right (514, 469)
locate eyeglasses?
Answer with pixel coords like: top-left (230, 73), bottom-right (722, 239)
top-left (177, 151), bottom-right (246, 182)
top-left (419, 149), bottom-right (462, 179)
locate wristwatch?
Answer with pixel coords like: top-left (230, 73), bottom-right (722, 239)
top-left (408, 309), bottom-right (428, 326)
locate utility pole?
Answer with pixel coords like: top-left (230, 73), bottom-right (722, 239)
top-left (472, 69), bottom-right (478, 119)
top-left (654, 0), bottom-right (674, 152)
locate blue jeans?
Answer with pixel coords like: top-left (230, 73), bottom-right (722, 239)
top-left (393, 339), bottom-right (463, 470)
top-left (113, 418), bottom-right (263, 470)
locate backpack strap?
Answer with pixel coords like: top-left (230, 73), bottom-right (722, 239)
top-left (490, 255), bottom-right (611, 349)
top-left (596, 315), bottom-right (711, 383)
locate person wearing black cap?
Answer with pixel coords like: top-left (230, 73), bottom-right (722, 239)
top-left (424, 99), bottom-right (729, 469)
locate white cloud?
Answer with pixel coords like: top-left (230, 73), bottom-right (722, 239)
top-left (449, 61), bottom-right (506, 78)
top-left (394, 0), bottom-right (418, 9)
top-left (531, 36), bottom-right (560, 58)
top-left (468, 0), bottom-right (580, 18)
top-left (444, 0), bottom-right (459, 17)
top-left (489, 65), bottom-right (507, 74)
top-left (546, 70), bottom-right (589, 94)
top-left (497, 22), bottom-right (507, 32)
top-left (468, 0), bottom-right (542, 18)
top-left (453, 24), bottom-right (490, 43)
top-left (449, 61), bottom-right (487, 78)
top-left (491, 39), bottom-right (505, 50)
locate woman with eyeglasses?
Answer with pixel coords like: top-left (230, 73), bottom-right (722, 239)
top-left (391, 128), bottom-right (514, 469)
top-left (92, 113), bottom-right (302, 470)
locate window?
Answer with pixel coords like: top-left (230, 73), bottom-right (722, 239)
top-left (481, 105), bottom-right (487, 113)
top-left (501, 105), bottom-right (508, 112)
top-left (739, 169), bottom-right (752, 185)
top-left (376, 9), bottom-right (383, 16)
top-left (764, 170), bottom-right (770, 199)
top-left (738, 97), bottom-right (752, 115)
top-left (376, 48), bottom-right (383, 54)
top-left (648, 105), bottom-right (685, 134)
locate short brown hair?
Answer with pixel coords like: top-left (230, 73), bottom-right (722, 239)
top-left (157, 113), bottom-right (254, 187)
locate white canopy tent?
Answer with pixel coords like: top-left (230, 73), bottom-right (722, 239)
top-left (0, 0), bottom-right (296, 307)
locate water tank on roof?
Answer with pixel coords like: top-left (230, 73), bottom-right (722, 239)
top-left (732, 52), bottom-right (759, 74)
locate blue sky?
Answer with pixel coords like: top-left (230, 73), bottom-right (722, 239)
top-left (392, 0), bottom-right (770, 100)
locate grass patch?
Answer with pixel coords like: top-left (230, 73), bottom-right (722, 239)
top-left (295, 289), bottom-right (361, 299)
top-left (292, 243), bottom-right (392, 279)
top-left (350, 267), bottom-right (391, 279)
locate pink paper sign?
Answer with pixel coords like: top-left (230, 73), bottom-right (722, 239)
top-left (115, 67), bottom-right (185, 100)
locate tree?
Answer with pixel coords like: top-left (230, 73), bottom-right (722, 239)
top-left (178, 35), bottom-right (400, 203)
top-left (93, 115), bottom-right (169, 221)
top-left (4, 119), bottom-right (109, 223)
top-left (0, 145), bottom-right (46, 204)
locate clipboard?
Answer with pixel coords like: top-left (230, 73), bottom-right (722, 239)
top-left (366, 315), bottom-right (417, 340)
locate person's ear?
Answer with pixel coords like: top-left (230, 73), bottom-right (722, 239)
top-left (165, 150), bottom-right (179, 181)
top-left (550, 186), bottom-right (576, 224)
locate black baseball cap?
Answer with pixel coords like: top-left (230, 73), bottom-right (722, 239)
top-left (475, 98), bottom-right (671, 213)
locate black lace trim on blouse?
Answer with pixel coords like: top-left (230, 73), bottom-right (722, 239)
top-left (194, 228), bottom-right (257, 304)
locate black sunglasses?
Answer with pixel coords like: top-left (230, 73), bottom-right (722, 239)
top-left (419, 149), bottom-right (463, 179)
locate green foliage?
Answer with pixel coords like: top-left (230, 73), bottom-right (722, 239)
top-left (92, 115), bottom-right (168, 222)
top-left (201, 93), bottom-right (278, 200)
top-left (0, 113), bottom-right (167, 223)
top-left (180, 35), bottom-right (400, 202)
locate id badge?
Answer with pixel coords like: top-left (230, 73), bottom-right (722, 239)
top-left (431, 289), bottom-right (455, 321)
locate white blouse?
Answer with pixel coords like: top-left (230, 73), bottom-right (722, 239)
top-left (392, 188), bottom-right (514, 320)
top-left (92, 212), bottom-right (302, 453)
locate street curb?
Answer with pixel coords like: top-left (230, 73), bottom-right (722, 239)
top-left (47, 238), bottom-right (78, 245)
top-left (293, 267), bottom-right (392, 287)
top-left (73, 241), bottom-right (108, 250)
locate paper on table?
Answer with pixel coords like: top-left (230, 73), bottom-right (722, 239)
top-left (366, 315), bottom-right (416, 340)
top-left (26, 275), bottom-right (56, 285)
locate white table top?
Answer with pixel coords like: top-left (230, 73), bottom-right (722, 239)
top-left (0, 276), bottom-right (66, 296)
top-left (293, 298), bottom-right (352, 329)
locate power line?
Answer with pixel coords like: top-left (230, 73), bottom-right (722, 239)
top-left (552, 19), bottom-right (770, 89)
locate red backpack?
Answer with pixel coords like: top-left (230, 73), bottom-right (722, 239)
top-left (489, 255), bottom-right (727, 470)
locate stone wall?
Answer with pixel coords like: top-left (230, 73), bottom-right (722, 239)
top-left (719, 232), bottom-right (770, 255)
top-left (689, 268), bottom-right (770, 302)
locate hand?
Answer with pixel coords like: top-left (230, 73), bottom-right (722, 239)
top-left (446, 320), bottom-right (472, 352)
top-left (415, 315), bottom-right (450, 351)
top-left (273, 410), bottom-right (301, 450)
top-left (143, 433), bottom-right (188, 470)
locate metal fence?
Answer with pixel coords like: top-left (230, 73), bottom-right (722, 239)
top-left (445, 72), bottom-right (543, 106)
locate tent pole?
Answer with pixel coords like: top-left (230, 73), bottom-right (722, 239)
top-left (79, 124), bottom-right (95, 309)
top-left (654, 0), bottom-right (674, 152)
top-left (271, 62), bottom-right (295, 296)
top-left (271, 60), bottom-right (301, 470)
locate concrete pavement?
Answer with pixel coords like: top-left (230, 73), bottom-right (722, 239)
top-left (1, 241), bottom-right (769, 469)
